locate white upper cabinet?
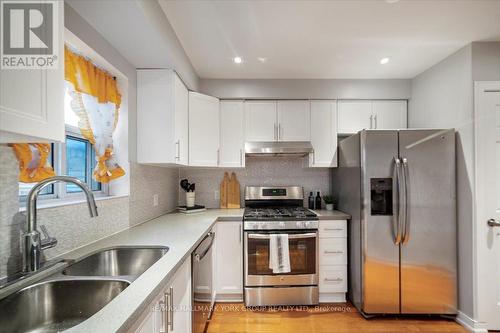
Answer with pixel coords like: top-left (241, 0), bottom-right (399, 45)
top-left (174, 74), bottom-right (189, 165)
top-left (0, 1), bottom-right (64, 143)
top-left (137, 69), bottom-right (189, 165)
top-left (277, 101), bottom-right (310, 141)
top-left (337, 100), bottom-right (373, 135)
top-left (244, 101), bottom-right (277, 142)
top-left (372, 100), bottom-right (407, 130)
top-left (220, 101), bottom-right (245, 167)
top-left (189, 92), bottom-right (220, 166)
top-left (310, 101), bottom-right (337, 167)
top-left (337, 100), bottom-right (407, 134)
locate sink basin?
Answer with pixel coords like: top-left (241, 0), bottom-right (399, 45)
top-left (0, 279), bottom-right (129, 332)
top-left (63, 246), bottom-right (169, 277)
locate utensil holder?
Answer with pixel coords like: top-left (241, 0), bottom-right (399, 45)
top-left (186, 192), bottom-right (195, 208)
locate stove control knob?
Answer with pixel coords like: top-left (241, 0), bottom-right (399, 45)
top-left (279, 221), bottom-right (285, 228)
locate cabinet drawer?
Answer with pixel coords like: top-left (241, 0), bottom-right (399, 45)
top-left (319, 266), bottom-right (347, 293)
top-left (319, 238), bottom-right (347, 265)
top-left (319, 220), bottom-right (347, 238)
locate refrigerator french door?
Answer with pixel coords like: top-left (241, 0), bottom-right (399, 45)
top-left (334, 129), bottom-right (457, 315)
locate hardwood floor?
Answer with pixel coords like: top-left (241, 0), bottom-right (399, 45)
top-left (206, 303), bottom-right (468, 333)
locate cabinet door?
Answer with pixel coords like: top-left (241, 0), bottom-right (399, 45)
top-left (174, 74), bottom-right (189, 165)
top-left (372, 100), bottom-right (407, 130)
top-left (337, 100), bottom-right (373, 135)
top-left (277, 101), bottom-right (310, 141)
top-left (0, 1), bottom-right (64, 143)
top-left (310, 101), bottom-right (337, 167)
top-left (220, 101), bottom-right (245, 167)
top-left (215, 222), bottom-right (243, 301)
top-left (137, 69), bottom-right (176, 164)
top-left (244, 101), bottom-right (277, 141)
top-left (189, 92), bottom-right (220, 166)
top-left (169, 257), bottom-right (192, 333)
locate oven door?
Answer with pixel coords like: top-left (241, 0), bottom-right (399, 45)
top-left (244, 231), bottom-right (318, 287)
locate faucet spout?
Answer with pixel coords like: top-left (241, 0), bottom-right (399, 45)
top-left (24, 176), bottom-right (99, 273)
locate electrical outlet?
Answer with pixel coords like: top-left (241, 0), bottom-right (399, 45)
top-left (214, 190), bottom-right (220, 200)
top-left (153, 194), bottom-right (159, 207)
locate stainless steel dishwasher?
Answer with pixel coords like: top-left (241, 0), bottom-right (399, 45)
top-left (192, 230), bottom-right (215, 333)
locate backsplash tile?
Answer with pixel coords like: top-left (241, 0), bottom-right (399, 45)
top-left (179, 156), bottom-right (331, 208)
top-left (129, 163), bottom-right (179, 226)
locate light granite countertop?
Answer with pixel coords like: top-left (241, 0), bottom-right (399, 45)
top-left (33, 207), bottom-right (348, 332)
top-left (65, 209), bottom-right (244, 333)
top-left (311, 209), bottom-right (351, 220)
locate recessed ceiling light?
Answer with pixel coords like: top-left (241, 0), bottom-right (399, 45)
top-left (257, 57), bottom-right (267, 63)
top-left (233, 56), bottom-right (242, 64)
top-left (385, 0), bottom-right (400, 3)
top-left (380, 57), bottom-right (390, 65)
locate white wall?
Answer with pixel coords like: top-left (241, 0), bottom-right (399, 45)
top-left (472, 42), bottom-right (500, 81)
top-left (200, 79), bottom-right (411, 100)
top-left (409, 45), bottom-right (475, 317)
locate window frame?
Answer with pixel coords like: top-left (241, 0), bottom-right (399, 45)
top-left (18, 126), bottom-right (109, 204)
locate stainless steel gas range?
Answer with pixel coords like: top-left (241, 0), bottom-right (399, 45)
top-left (243, 186), bottom-right (319, 307)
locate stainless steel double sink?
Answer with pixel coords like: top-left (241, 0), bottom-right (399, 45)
top-left (0, 246), bottom-right (169, 333)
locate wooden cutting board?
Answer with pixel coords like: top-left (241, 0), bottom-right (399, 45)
top-left (220, 172), bottom-right (229, 208)
top-left (227, 172), bottom-right (241, 209)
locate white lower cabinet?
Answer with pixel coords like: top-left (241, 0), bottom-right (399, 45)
top-left (318, 219), bottom-right (348, 303)
top-left (129, 257), bottom-right (192, 333)
top-left (215, 221), bottom-right (243, 302)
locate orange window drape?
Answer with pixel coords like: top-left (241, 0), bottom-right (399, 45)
top-left (65, 46), bottom-right (125, 183)
top-left (10, 143), bottom-right (55, 183)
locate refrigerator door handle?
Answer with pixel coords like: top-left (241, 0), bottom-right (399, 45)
top-left (393, 157), bottom-right (403, 245)
top-left (401, 157), bottom-right (409, 244)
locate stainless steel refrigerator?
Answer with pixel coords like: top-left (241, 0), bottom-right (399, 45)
top-left (333, 129), bottom-right (457, 316)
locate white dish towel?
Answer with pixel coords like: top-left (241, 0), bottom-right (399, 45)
top-left (269, 234), bottom-right (291, 274)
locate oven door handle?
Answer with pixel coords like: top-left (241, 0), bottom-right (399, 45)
top-left (247, 233), bottom-right (317, 240)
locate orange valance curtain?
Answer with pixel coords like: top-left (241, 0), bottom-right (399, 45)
top-left (65, 47), bottom-right (121, 108)
top-left (64, 46), bottom-right (125, 183)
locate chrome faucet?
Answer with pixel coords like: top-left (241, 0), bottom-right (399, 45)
top-left (23, 176), bottom-right (99, 273)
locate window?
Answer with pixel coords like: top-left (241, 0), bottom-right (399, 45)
top-left (18, 88), bottom-right (106, 201)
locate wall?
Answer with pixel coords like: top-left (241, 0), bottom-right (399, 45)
top-left (199, 79), bottom-right (411, 100)
top-left (0, 4), bottom-right (180, 281)
top-left (471, 42), bottom-right (500, 81)
top-left (409, 45), bottom-right (475, 317)
top-left (179, 156), bottom-right (330, 208)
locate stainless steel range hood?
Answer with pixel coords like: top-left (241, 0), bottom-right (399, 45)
top-left (245, 141), bottom-right (314, 157)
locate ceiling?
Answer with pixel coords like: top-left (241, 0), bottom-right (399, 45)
top-left (160, 0), bottom-right (500, 79)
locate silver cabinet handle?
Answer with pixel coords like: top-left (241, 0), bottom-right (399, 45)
top-left (216, 149), bottom-right (220, 166)
top-left (487, 218), bottom-right (500, 227)
top-left (369, 115), bottom-right (373, 129)
top-left (324, 278), bottom-right (343, 282)
top-left (324, 250), bottom-right (344, 254)
top-left (279, 124), bottom-right (282, 140)
top-left (401, 157), bottom-right (409, 244)
top-left (239, 224), bottom-right (242, 243)
top-left (175, 140), bottom-right (180, 160)
top-left (159, 296), bottom-right (167, 333)
top-left (323, 228), bottom-right (344, 231)
top-left (312, 149), bottom-right (315, 165)
top-left (240, 149), bottom-right (243, 166)
top-left (166, 286), bottom-right (174, 332)
top-left (374, 114), bottom-right (378, 129)
top-left (274, 124), bottom-right (278, 140)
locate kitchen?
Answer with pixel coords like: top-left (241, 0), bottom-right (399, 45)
top-left (0, 1), bottom-right (499, 333)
